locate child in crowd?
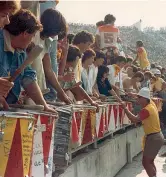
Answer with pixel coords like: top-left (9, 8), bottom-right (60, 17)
top-left (62, 45), bottom-right (99, 109)
top-left (97, 65), bottom-right (122, 102)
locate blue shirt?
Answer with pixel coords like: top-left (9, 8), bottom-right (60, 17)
top-left (0, 30), bottom-right (36, 103)
top-left (97, 78), bottom-right (112, 96)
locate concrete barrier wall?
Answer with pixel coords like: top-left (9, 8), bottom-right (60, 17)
top-left (60, 126), bottom-right (144, 177)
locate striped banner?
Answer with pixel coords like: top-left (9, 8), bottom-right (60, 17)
top-left (0, 114), bottom-right (34, 177)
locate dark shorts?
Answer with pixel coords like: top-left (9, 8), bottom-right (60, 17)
top-left (143, 132), bottom-right (164, 159)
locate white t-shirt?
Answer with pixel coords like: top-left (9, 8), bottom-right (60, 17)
top-left (107, 65), bottom-right (117, 85)
top-left (32, 33), bottom-right (52, 91)
top-left (89, 64), bottom-right (98, 89)
top-left (81, 68), bottom-right (93, 95)
top-left (117, 70), bottom-right (125, 95)
top-left (107, 65), bottom-right (124, 95)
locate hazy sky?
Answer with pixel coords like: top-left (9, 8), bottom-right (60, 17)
top-left (57, 0), bottom-right (166, 28)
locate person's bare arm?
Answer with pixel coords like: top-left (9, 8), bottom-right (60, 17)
top-left (124, 107), bottom-right (140, 123)
top-left (58, 38), bottom-right (69, 75)
top-left (24, 81), bottom-right (56, 112)
top-left (42, 53), bottom-right (72, 104)
top-left (127, 46), bottom-right (137, 54)
top-left (132, 80), bottom-right (139, 92)
top-left (71, 86), bottom-right (99, 111)
top-left (111, 84), bottom-right (120, 96)
top-left (123, 78), bottom-right (131, 92)
top-left (110, 89), bottom-right (122, 103)
top-left (133, 55), bottom-right (139, 64)
top-left (121, 102), bottom-right (139, 123)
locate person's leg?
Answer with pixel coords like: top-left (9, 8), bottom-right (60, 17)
top-left (143, 133), bottom-right (164, 177)
top-left (142, 156), bottom-right (156, 177)
top-left (152, 160), bottom-right (157, 174)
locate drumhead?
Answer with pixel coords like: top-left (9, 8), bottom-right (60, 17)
top-left (0, 111), bottom-right (34, 119)
top-left (13, 109), bottom-right (58, 118)
top-left (73, 104), bottom-right (96, 110)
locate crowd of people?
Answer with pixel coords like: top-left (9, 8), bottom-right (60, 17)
top-left (0, 1), bottom-right (166, 177)
top-left (69, 24), bottom-right (166, 67)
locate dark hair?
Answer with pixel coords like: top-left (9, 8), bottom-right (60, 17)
top-left (115, 56), bottom-right (127, 64)
top-left (95, 51), bottom-right (105, 60)
top-left (126, 57), bottom-right (133, 63)
top-left (72, 30), bottom-right (95, 45)
top-left (132, 71), bottom-right (144, 82)
top-left (82, 49), bottom-right (96, 63)
top-left (144, 71), bottom-right (153, 78)
top-left (136, 40), bottom-right (144, 47)
top-left (67, 33), bottom-right (75, 44)
top-left (5, 9), bottom-right (42, 35)
top-left (104, 14), bottom-right (116, 24)
top-left (67, 45), bottom-right (81, 62)
top-left (97, 65), bottom-right (109, 79)
top-left (131, 65), bottom-right (138, 73)
top-left (96, 20), bottom-right (105, 27)
top-left (0, 1), bottom-right (20, 14)
top-left (151, 75), bottom-right (157, 81)
top-left (137, 67), bottom-right (141, 71)
top-left (151, 63), bottom-right (156, 68)
top-left (40, 8), bottom-right (67, 40)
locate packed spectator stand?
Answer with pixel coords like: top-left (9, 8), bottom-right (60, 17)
top-left (0, 1), bottom-right (165, 177)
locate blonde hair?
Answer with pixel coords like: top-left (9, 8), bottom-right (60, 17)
top-left (0, 1), bottom-right (20, 14)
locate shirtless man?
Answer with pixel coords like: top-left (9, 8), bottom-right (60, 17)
top-left (123, 71), bottom-right (144, 93)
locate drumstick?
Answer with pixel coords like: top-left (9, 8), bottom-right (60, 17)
top-left (64, 81), bottom-right (82, 91)
top-left (8, 45), bottom-right (43, 82)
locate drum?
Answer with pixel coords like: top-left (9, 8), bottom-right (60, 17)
top-left (96, 103), bottom-right (108, 138)
top-left (53, 107), bottom-right (72, 167)
top-left (18, 109), bottom-right (57, 177)
top-left (106, 102), bottom-right (120, 132)
top-left (0, 112), bottom-right (34, 177)
top-left (73, 104), bottom-right (96, 145)
top-left (71, 107), bottom-right (84, 148)
top-left (31, 111), bottom-right (57, 177)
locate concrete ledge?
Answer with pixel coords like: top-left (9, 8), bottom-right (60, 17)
top-left (59, 126), bottom-right (144, 177)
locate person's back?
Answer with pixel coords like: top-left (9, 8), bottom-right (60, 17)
top-left (98, 24), bottom-right (119, 49)
top-left (97, 14), bottom-right (119, 49)
top-left (123, 77), bottom-right (133, 91)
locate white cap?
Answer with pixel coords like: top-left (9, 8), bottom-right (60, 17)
top-left (154, 69), bottom-right (161, 75)
top-left (137, 87), bottom-right (150, 100)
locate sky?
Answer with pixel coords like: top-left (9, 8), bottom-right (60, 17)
top-left (57, 0), bottom-right (166, 29)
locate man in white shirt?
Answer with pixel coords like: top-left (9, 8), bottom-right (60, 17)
top-left (89, 51), bottom-right (105, 96)
top-left (108, 56), bottom-right (127, 95)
